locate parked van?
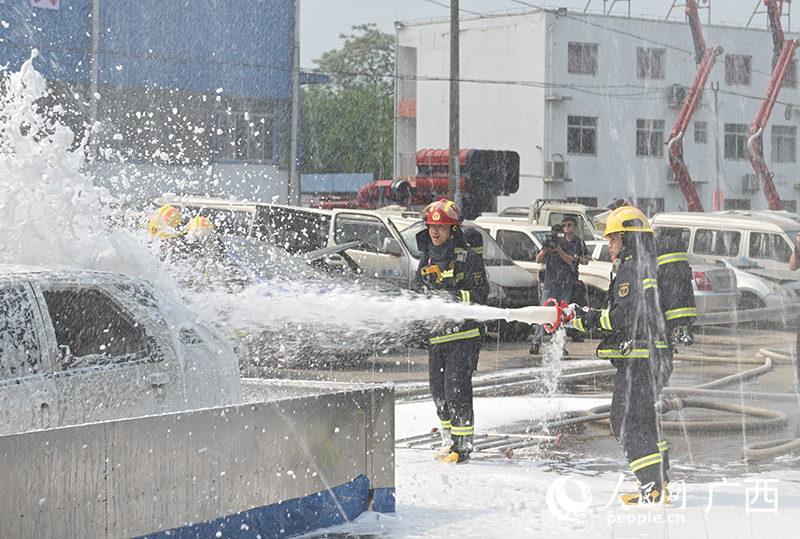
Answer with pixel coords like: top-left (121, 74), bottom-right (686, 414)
top-left (159, 198), bottom-right (541, 330)
top-left (649, 211), bottom-right (800, 281)
top-left (328, 210), bottom-right (541, 312)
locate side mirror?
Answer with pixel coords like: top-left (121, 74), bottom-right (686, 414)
top-left (383, 238), bottom-right (404, 256)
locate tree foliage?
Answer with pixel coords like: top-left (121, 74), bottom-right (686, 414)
top-left (300, 24), bottom-right (394, 182)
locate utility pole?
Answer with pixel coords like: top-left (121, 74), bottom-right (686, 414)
top-left (89, 0), bottom-right (100, 171)
top-left (289, 0), bottom-right (301, 205)
top-left (448, 0), bottom-right (461, 205)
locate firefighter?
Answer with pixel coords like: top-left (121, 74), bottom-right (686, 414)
top-left (656, 230), bottom-right (697, 350)
top-left (570, 206), bottom-right (673, 504)
top-left (412, 199), bottom-right (489, 464)
top-left (148, 205), bottom-right (185, 240)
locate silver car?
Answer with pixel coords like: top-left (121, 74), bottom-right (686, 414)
top-left (0, 266), bottom-right (241, 435)
top-left (718, 258), bottom-right (800, 310)
top-left (584, 243), bottom-right (740, 314)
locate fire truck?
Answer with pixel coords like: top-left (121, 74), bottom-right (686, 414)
top-left (311, 149), bottom-right (519, 220)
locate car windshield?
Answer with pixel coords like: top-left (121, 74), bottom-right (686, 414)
top-left (398, 221), bottom-right (514, 266)
top-left (221, 237), bottom-right (320, 280)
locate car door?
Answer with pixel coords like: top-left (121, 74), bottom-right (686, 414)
top-left (331, 212), bottom-right (411, 287)
top-left (35, 278), bottom-right (184, 426)
top-left (0, 279), bottom-right (60, 435)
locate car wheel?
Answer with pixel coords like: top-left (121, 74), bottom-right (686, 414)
top-left (738, 292), bottom-right (765, 311)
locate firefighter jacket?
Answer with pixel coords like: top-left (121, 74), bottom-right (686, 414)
top-left (412, 227), bottom-right (490, 344)
top-left (656, 237), bottom-right (697, 330)
top-left (572, 251), bottom-right (672, 386)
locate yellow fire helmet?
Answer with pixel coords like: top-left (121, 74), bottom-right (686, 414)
top-left (148, 205), bottom-right (185, 239)
top-left (185, 216), bottom-right (217, 239)
top-left (603, 206), bottom-right (653, 238)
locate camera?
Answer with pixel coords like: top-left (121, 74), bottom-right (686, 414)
top-left (544, 232), bottom-right (564, 249)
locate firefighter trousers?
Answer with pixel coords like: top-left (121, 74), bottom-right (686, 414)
top-left (428, 336), bottom-right (480, 453)
top-left (610, 356), bottom-right (670, 487)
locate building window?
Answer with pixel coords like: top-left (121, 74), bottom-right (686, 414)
top-left (724, 123), bottom-right (749, 160)
top-left (567, 43), bottom-right (598, 75)
top-left (725, 55), bottom-right (751, 85)
top-left (567, 116), bottom-right (597, 155)
top-left (785, 60), bottom-right (798, 89)
top-left (771, 125), bottom-right (797, 162)
top-left (636, 119), bottom-right (665, 157)
top-left (694, 121), bottom-right (708, 144)
top-left (215, 96), bottom-right (277, 162)
top-left (722, 198), bottom-right (751, 210)
top-left (635, 197), bottom-right (665, 216)
top-left (637, 48), bottom-right (666, 79)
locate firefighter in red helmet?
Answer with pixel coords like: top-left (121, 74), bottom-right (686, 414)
top-left (412, 200), bottom-right (489, 464)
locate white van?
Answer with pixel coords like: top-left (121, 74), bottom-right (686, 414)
top-left (475, 218), bottom-right (612, 307)
top-left (649, 211), bottom-right (800, 281)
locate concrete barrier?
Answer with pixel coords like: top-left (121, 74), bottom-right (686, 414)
top-left (0, 380), bottom-right (394, 539)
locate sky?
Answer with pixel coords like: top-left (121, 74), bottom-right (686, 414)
top-left (300, 0), bottom-right (778, 68)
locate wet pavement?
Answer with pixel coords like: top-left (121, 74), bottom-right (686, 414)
top-left (244, 323), bottom-right (800, 479)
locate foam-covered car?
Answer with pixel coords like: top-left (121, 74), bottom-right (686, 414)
top-left (0, 266), bottom-right (241, 435)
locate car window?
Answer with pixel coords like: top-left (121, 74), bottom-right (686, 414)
top-left (42, 289), bottom-right (157, 370)
top-left (693, 229), bottom-right (741, 258)
top-left (254, 207), bottom-right (330, 254)
top-left (597, 244), bottom-right (612, 262)
top-left (748, 232), bottom-right (794, 264)
top-left (654, 226), bottom-right (691, 246)
top-left (398, 221), bottom-right (514, 266)
top-left (193, 208), bottom-right (254, 237)
top-left (550, 212), bottom-right (594, 241)
top-left (496, 229), bottom-right (538, 262)
top-left (222, 238), bottom-right (320, 280)
top-left (399, 222), bottom-right (424, 258)
top-left (334, 214), bottom-right (393, 252)
top-left (0, 285), bottom-right (43, 380)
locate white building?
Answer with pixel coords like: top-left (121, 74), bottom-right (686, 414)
top-left (395, 9), bottom-right (800, 214)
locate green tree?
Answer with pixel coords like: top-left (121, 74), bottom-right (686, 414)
top-left (300, 24), bottom-right (394, 182)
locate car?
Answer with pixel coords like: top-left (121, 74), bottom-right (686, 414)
top-left (155, 197), bottom-right (540, 340)
top-left (650, 210), bottom-right (800, 281)
top-left (0, 266), bottom-right (242, 436)
top-left (475, 218), bottom-right (613, 308)
top-left (581, 243), bottom-right (740, 315)
top-left (684, 254), bottom-right (741, 315)
top-left (714, 258), bottom-right (800, 311)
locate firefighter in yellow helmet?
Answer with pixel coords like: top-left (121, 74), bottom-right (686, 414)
top-left (411, 199), bottom-right (489, 464)
top-left (148, 205), bottom-right (185, 239)
top-left (570, 206), bottom-right (674, 504)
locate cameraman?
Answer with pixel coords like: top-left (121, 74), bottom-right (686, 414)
top-left (562, 216), bottom-right (590, 342)
top-left (530, 223), bottom-right (578, 356)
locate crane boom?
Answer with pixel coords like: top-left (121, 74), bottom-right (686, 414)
top-left (747, 0), bottom-right (796, 211)
top-left (667, 0), bottom-right (720, 212)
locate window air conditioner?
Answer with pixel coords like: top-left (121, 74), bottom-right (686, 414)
top-left (667, 84), bottom-right (687, 108)
top-left (742, 173), bottom-right (759, 192)
top-left (546, 160), bottom-right (568, 180)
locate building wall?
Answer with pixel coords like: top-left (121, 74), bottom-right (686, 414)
top-left (0, 0), bottom-right (295, 204)
top-left (398, 10), bottom-right (800, 214)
